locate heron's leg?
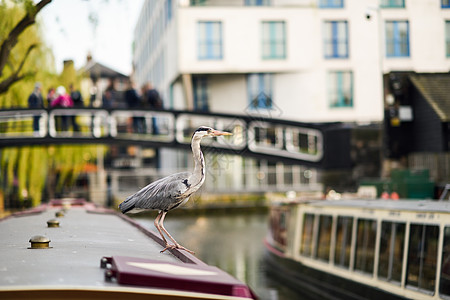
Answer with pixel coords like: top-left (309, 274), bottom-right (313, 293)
top-left (159, 211), bottom-right (195, 254)
top-left (154, 211), bottom-right (169, 246)
top-left (158, 211), bottom-right (180, 246)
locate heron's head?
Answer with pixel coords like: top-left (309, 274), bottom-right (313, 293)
top-left (193, 126), bottom-right (232, 139)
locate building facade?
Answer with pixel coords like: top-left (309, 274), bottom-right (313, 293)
top-left (131, 0), bottom-right (450, 194)
top-left (133, 0), bottom-right (450, 122)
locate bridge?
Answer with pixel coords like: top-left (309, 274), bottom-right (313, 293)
top-left (0, 108), bottom-right (353, 169)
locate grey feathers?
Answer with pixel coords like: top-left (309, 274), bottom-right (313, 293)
top-left (119, 172), bottom-right (192, 213)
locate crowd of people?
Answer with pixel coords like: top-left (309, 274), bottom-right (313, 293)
top-left (124, 80), bottom-right (162, 133)
top-left (28, 83), bottom-right (84, 133)
top-left (27, 79), bottom-right (163, 134)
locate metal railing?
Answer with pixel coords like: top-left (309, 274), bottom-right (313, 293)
top-left (0, 109), bottom-right (48, 137)
top-left (0, 108), bottom-right (326, 165)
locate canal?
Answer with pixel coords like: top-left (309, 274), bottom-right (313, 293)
top-left (134, 211), bottom-right (308, 300)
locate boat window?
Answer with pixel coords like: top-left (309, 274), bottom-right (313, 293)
top-left (407, 224), bottom-right (439, 292)
top-left (355, 218), bottom-right (377, 275)
top-left (315, 215), bottom-right (333, 261)
top-left (334, 216), bottom-right (353, 268)
top-left (378, 221), bottom-right (405, 283)
top-left (300, 213), bottom-right (315, 256)
top-left (440, 226), bottom-right (450, 297)
top-left (269, 208), bottom-right (288, 248)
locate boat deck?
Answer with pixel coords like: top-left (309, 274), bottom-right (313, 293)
top-left (0, 206), bottom-right (179, 288)
top-left (0, 202), bottom-right (254, 299)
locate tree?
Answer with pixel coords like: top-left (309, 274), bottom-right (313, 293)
top-left (0, 0), bottom-right (52, 95)
top-left (59, 59), bottom-right (78, 88)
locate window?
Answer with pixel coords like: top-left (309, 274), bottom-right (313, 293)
top-left (300, 214), bottom-right (315, 256)
top-left (378, 222), bottom-right (405, 283)
top-left (262, 21), bottom-right (286, 59)
top-left (247, 73), bottom-right (273, 109)
top-left (169, 83), bottom-right (174, 109)
top-left (355, 219), bottom-right (377, 274)
top-left (192, 75), bottom-right (209, 111)
top-left (443, 0), bottom-right (450, 8)
top-left (254, 126), bottom-right (277, 147)
top-left (386, 21), bottom-right (410, 57)
top-left (334, 216), bottom-right (353, 268)
top-left (165, 0), bottom-right (172, 25)
top-left (380, 0), bottom-right (405, 8)
top-left (291, 131), bottom-right (319, 155)
top-left (198, 21), bottom-right (222, 60)
top-left (316, 215), bottom-right (333, 261)
top-left (245, 0), bottom-right (270, 5)
top-left (440, 226), bottom-right (450, 296)
top-left (323, 21), bottom-right (348, 58)
top-left (328, 71), bottom-right (353, 108)
top-left (446, 21), bottom-right (450, 57)
top-left (407, 224), bottom-right (439, 292)
top-left (319, 0), bottom-right (343, 8)
top-left (269, 208), bottom-right (289, 248)
top-left (191, 0), bottom-right (207, 6)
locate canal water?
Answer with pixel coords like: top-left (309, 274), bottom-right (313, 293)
top-left (134, 211), bottom-right (307, 300)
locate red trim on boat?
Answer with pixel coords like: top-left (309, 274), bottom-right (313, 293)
top-left (263, 238), bottom-right (286, 258)
top-left (103, 256), bottom-right (257, 299)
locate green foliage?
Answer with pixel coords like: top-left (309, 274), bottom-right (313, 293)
top-left (0, 1), bottom-right (55, 107)
top-left (57, 60), bottom-right (87, 101)
top-left (1, 145), bottom-right (107, 208)
top-left (59, 60), bottom-right (77, 89)
top-left (0, 1), bottom-right (103, 208)
top-left (1, 147), bottom-right (19, 196)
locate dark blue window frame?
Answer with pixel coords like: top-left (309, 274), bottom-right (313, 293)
top-left (385, 21), bottom-right (410, 57)
top-left (247, 73), bottom-right (273, 109)
top-left (324, 21), bottom-right (349, 59)
top-left (380, 0), bottom-right (405, 8)
top-left (245, 0), bottom-right (271, 6)
top-left (319, 0), bottom-right (344, 8)
top-left (442, 0), bottom-right (450, 8)
top-left (193, 76), bottom-right (209, 111)
top-left (165, 0), bottom-right (172, 25)
top-left (446, 21), bottom-right (450, 57)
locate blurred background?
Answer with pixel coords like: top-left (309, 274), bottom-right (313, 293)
top-left (0, 0), bottom-right (449, 299)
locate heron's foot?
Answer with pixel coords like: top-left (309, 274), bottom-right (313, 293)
top-left (176, 244), bottom-right (195, 255)
top-left (160, 243), bottom-right (195, 255)
top-left (160, 243), bottom-right (175, 253)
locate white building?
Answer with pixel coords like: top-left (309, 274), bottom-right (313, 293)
top-left (133, 0), bottom-right (450, 123)
top-left (130, 0), bottom-right (450, 194)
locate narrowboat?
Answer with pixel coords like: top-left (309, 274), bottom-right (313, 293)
top-left (0, 199), bottom-right (256, 299)
top-left (265, 199), bottom-right (450, 300)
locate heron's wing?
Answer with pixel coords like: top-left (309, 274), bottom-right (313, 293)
top-left (126, 172), bottom-right (192, 211)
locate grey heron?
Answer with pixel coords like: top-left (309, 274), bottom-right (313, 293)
top-left (118, 126), bottom-right (232, 254)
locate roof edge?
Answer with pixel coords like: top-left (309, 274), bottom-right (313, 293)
top-left (409, 74), bottom-right (449, 122)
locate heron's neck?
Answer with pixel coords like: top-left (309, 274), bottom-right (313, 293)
top-left (191, 136), bottom-right (205, 184)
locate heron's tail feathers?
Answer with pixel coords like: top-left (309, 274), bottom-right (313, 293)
top-left (118, 195), bottom-right (136, 214)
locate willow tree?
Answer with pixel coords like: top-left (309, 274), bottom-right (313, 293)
top-left (0, 1), bottom-right (106, 210)
top-left (1, 144), bottom-right (105, 208)
top-left (0, 0), bottom-right (52, 96)
top-left (0, 0), bottom-right (52, 210)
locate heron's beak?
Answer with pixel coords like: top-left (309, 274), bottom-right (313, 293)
top-left (211, 130), bottom-right (232, 136)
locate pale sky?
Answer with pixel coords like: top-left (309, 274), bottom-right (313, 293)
top-left (39, 0), bottom-right (144, 75)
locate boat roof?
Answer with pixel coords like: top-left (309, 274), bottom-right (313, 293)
top-left (306, 199), bottom-right (450, 213)
top-left (0, 200), bottom-right (254, 299)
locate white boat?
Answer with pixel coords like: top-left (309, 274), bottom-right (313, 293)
top-left (265, 199), bottom-right (450, 300)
